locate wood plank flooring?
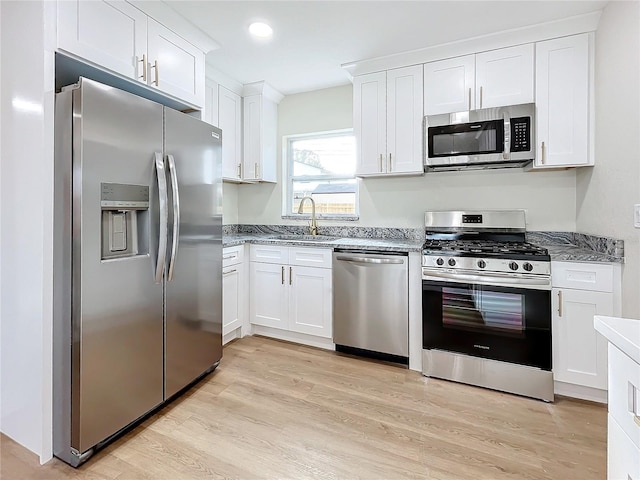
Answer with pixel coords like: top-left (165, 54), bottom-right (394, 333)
top-left (1, 335), bottom-right (607, 479)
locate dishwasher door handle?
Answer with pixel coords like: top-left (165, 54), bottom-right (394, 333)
top-left (335, 255), bottom-right (405, 265)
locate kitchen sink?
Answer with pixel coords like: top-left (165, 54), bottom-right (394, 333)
top-left (271, 234), bottom-right (342, 242)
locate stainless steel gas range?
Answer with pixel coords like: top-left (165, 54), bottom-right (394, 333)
top-left (421, 210), bottom-right (554, 402)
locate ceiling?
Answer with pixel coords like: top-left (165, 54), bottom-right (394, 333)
top-left (166, 1), bottom-right (608, 96)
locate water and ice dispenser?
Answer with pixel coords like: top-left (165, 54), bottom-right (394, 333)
top-left (100, 183), bottom-right (150, 260)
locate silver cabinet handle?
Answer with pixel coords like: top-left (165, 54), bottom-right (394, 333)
top-left (479, 86), bottom-right (483, 109)
top-left (289, 266), bottom-right (292, 285)
top-left (223, 268), bottom-right (237, 275)
top-left (154, 152), bottom-right (168, 284)
top-left (237, 163), bottom-right (242, 178)
top-left (558, 290), bottom-right (563, 317)
top-left (336, 255), bottom-right (404, 265)
top-left (151, 60), bottom-right (159, 86)
top-left (281, 266), bottom-right (285, 285)
top-left (388, 153), bottom-right (392, 172)
top-left (379, 154), bottom-right (383, 172)
top-left (541, 141), bottom-right (546, 164)
top-left (138, 54), bottom-right (147, 82)
top-left (468, 87), bottom-right (472, 110)
top-left (223, 255), bottom-right (235, 260)
top-left (254, 162), bottom-right (259, 179)
top-left (167, 154), bottom-right (180, 281)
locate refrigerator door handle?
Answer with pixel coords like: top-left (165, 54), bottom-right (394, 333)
top-left (167, 154), bottom-right (180, 282)
top-left (154, 152), bottom-right (168, 283)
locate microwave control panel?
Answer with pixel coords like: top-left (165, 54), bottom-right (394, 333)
top-left (510, 117), bottom-right (531, 152)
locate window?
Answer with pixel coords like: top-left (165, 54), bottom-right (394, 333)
top-left (284, 130), bottom-right (358, 218)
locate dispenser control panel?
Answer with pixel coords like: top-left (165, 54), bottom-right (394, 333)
top-left (101, 183), bottom-right (149, 210)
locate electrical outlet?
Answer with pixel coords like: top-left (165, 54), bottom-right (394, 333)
top-left (635, 204), bottom-right (640, 228)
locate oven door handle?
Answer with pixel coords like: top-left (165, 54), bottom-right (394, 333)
top-left (422, 269), bottom-right (551, 290)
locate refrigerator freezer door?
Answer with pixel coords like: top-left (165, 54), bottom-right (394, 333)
top-left (72, 79), bottom-right (165, 453)
top-left (163, 108), bottom-right (223, 398)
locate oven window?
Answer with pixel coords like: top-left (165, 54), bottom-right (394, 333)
top-left (442, 286), bottom-right (524, 334)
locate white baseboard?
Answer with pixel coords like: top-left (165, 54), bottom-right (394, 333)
top-left (250, 325), bottom-right (335, 351)
top-left (554, 381), bottom-right (607, 404)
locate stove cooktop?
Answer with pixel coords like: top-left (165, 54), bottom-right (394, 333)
top-left (422, 239), bottom-right (550, 261)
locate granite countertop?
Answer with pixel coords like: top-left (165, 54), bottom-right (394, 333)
top-left (594, 315), bottom-right (640, 364)
top-left (223, 234), bottom-right (424, 253)
top-left (543, 244), bottom-right (621, 263)
top-left (527, 231), bottom-right (624, 264)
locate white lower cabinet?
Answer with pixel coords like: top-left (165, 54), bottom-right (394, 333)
top-left (222, 246), bottom-right (245, 343)
top-left (607, 341), bottom-right (640, 480)
top-left (551, 261), bottom-right (619, 399)
top-left (249, 245), bottom-right (332, 339)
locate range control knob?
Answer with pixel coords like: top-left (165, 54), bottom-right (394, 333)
top-left (523, 262), bottom-right (533, 272)
top-left (448, 258), bottom-right (456, 267)
top-left (477, 259), bottom-right (487, 269)
top-left (436, 258), bottom-right (444, 266)
top-left (509, 261), bottom-right (519, 271)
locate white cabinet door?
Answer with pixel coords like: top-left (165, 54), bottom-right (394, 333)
top-left (218, 86), bottom-right (242, 181)
top-left (58, 0), bottom-right (147, 80)
top-left (608, 415), bottom-right (640, 480)
top-left (222, 265), bottom-right (241, 335)
top-left (250, 262), bottom-right (288, 330)
top-left (242, 94), bottom-right (277, 183)
top-left (475, 44), bottom-right (534, 109)
top-left (147, 18), bottom-right (205, 107)
top-left (552, 288), bottom-right (613, 389)
top-left (354, 72), bottom-right (386, 176)
top-left (288, 266), bottom-right (332, 338)
top-left (204, 79), bottom-right (219, 127)
top-left (424, 54), bottom-right (475, 114)
top-left (386, 65), bottom-right (424, 174)
top-left (535, 34), bottom-right (590, 167)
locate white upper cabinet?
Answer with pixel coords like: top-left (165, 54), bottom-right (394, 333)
top-left (354, 65), bottom-right (423, 177)
top-left (424, 45), bottom-right (534, 114)
top-left (475, 44), bottom-right (534, 109)
top-left (534, 33), bottom-right (592, 168)
top-left (242, 82), bottom-right (282, 183)
top-left (218, 86), bottom-right (243, 182)
top-left (203, 78), bottom-right (219, 127)
top-left (58, 0), bottom-right (148, 80)
top-left (424, 55), bottom-right (475, 114)
top-left (354, 72), bottom-right (386, 176)
top-left (146, 19), bottom-right (204, 107)
top-left (57, 0), bottom-right (205, 108)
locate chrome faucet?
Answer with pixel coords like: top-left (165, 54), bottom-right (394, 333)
top-left (297, 196), bottom-right (318, 236)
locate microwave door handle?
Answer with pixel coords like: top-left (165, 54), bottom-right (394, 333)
top-left (154, 152), bottom-right (168, 284)
top-left (167, 154), bottom-right (180, 282)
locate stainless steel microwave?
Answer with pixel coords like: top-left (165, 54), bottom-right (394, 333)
top-left (424, 103), bottom-right (535, 171)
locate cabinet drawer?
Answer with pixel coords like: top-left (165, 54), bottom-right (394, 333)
top-left (608, 414), bottom-right (640, 480)
top-left (289, 247), bottom-right (332, 268)
top-left (608, 344), bottom-right (640, 449)
top-left (551, 261), bottom-right (613, 292)
top-left (223, 246), bottom-right (244, 267)
top-left (250, 244), bottom-right (289, 264)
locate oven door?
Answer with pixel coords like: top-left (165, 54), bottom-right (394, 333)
top-left (428, 119), bottom-right (504, 158)
top-left (422, 275), bottom-right (551, 370)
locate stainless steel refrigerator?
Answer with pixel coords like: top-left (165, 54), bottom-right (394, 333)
top-left (53, 78), bottom-right (222, 467)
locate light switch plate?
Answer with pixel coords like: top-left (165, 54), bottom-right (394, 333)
top-left (635, 204), bottom-right (640, 228)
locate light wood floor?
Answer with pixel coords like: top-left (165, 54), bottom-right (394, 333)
top-left (1, 335), bottom-right (607, 479)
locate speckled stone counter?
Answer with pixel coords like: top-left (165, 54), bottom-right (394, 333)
top-left (223, 233), bottom-right (424, 253)
top-left (222, 225), bottom-right (424, 253)
top-left (527, 231), bottom-right (624, 264)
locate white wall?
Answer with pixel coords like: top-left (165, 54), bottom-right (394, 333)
top-left (576, 0), bottom-right (640, 318)
top-left (1, 0), bottom-right (55, 462)
top-left (223, 183), bottom-right (239, 225)
top-left (237, 85), bottom-right (578, 230)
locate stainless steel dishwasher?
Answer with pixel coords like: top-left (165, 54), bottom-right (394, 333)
top-left (332, 249), bottom-right (409, 365)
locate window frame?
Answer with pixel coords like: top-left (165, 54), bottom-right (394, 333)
top-left (282, 128), bottom-right (359, 220)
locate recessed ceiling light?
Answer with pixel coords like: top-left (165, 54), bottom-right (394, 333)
top-left (249, 22), bottom-right (273, 39)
